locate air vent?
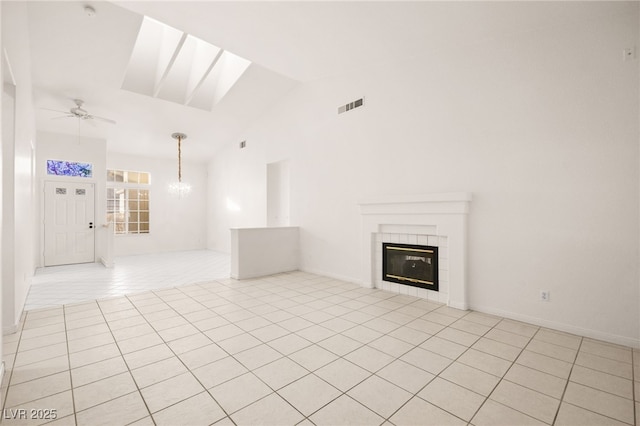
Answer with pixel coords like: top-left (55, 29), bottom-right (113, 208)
top-left (239, 140), bottom-right (246, 149)
top-left (338, 97), bottom-right (364, 114)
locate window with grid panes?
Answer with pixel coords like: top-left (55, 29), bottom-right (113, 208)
top-left (107, 169), bottom-right (150, 234)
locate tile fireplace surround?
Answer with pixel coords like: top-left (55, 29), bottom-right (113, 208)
top-left (358, 193), bottom-right (472, 310)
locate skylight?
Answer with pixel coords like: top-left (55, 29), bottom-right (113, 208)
top-left (122, 16), bottom-right (251, 111)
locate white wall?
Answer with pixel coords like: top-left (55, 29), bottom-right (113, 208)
top-left (267, 159), bottom-right (290, 227)
top-left (207, 139), bottom-right (268, 252)
top-left (35, 131), bottom-right (107, 267)
top-left (231, 227), bottom-right (298, 279)
top-left (2, 1), bottom-right (37, 332)
top-left (108, 152), bottom-right (207, 256)
top-left (207, 4), bottom-right (640, 346)
top-left (2, 83), bottom-right (16, 332)
top-left (0, 0), bottom-right (4, 380)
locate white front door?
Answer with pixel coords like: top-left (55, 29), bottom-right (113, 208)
top-left (44, 181), bottom-right (95, 266)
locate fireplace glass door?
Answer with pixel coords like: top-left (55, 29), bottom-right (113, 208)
top-left (382, 243), bottom-right (438, 291)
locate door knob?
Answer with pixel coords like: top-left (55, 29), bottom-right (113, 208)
top-left (89, 222), bottom-right (94, 229)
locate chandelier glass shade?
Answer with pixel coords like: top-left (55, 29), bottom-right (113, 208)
top-left (168, 132), bottom-right (192, 198)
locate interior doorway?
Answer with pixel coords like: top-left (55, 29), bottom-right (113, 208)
top-left (43, 181), bottom-right (95, 266)
top-left (267, 159), bottom-right (290, 227)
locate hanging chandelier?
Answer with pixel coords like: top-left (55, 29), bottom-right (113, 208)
top-left (168, 132), bottom-right (192, 198)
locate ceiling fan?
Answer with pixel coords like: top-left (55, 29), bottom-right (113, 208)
top-left (42, 99), bottom-right (116, 124)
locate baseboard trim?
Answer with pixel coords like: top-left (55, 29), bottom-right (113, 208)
top-left (447, 301), bottom-right (469, 311)
top-left (256, 266), bottom-right (640, 348)
top-left (3, 306), bottom-right (26, 336)
top-left (233, 268), bottom-right (298, 280)
top-left (3, 324), bottom-right (18, 335)
top-left (100, 256), bottom-right (114, 268)
top-left (470, 303), bottom-right (640, 349)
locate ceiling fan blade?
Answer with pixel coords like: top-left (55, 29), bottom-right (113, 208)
top-left (92, 115), bottom-right (116, 125)
top-left (51, 115), bottom-right (75, 120)
top-left (41, 107), bottom-right (70, 114)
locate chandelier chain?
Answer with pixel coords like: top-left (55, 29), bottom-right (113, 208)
top-left (169, 132), bottom-right (190, 198)
top-left (178, 135), bottom-right (182, 182)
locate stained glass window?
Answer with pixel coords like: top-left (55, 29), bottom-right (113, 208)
top-left (47, 160), bottom-right (93, 178)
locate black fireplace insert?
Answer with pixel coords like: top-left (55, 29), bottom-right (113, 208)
top-left (382, 242), bottom-right (438, 291)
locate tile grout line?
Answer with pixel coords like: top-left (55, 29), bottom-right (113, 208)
top-left (177, 280), bottom-right (324, 423)
top-left (376, 314), bottom-right (479, 425)
top-left (2, 312), bottom-right (77, 420)
top-left (632, 349), bottom-right (636, 426)
top-left (62, 303), bottom-right (79, 426)
top-left (286, 305), bottom-right (477, 424)
top-left (213, 285), bottom-right (532, 423)
top-left (279, 307), bottom-right (419, 423)
top-left (548, 337), bottom-right (637, 425)
top-left (453, 317), bottom-right (539, 425)
top-left (5, 309), bottom-right (76, 421)
top-left (11, 278), bottom-right (378, 423)
top-left (279, 282), bottom-right (445, 423)
top-left (416, 314), bottom-right (505, 423)
top-left (347, 311), bottom-right (590, 424)
top-left (6, 298), bottom-right (608, 422)
top-left (124, 289), bottom-right (240, 424)
top-left (549, 331), bottom-right (582, 426)
top-left (347, 302), bottom-right (459, 422)
top-left (1, 311), bottom-right (25, 417)
top-left (8, 274), bottom-right (390, 424)
top-left (212, 277), bottom-right (339, 422)
top-left (93, 300), bottom-right (156, 426)
top-left (7, 271), bottom-right (638, 426)
top-left (180, 275), bottom-right (389, 422)
top-left (440, 316), bottom-right (510, 418)
top-left (210, 275), bottom-right (365, 420)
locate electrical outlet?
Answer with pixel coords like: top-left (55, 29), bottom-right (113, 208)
top-left (540, 291), bottom-right (550, 302)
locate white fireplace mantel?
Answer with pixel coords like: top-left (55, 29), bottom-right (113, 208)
top-left (358, 192), bottom-right (472, 310)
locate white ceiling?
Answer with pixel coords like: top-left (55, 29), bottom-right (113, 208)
top-left (27, 1), bottom-right (621, 162)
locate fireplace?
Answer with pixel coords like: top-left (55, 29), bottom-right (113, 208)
top-left (382, 243), bottom-right (438, 291)
top-left (358, 192), bottom-right (471, 308)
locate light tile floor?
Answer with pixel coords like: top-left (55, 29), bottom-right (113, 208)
top-left (2, 270), bottom-right (638, 425)
top-left (25, 250), bottom-right (230, 311)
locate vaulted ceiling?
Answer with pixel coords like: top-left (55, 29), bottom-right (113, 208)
top-left (26, 1), bottom-right (618, 162)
